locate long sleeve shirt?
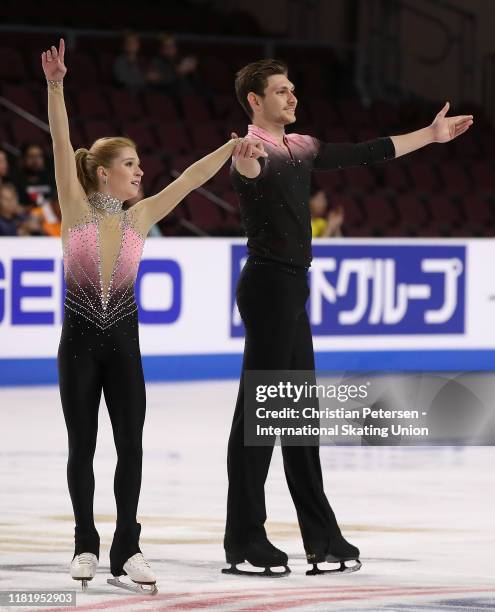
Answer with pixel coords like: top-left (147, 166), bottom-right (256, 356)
top-left (230, 124), bottom-right (396, 268)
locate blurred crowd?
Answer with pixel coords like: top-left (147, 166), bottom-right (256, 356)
top-left (0, 30), bottom-right (344, 238)
top-left (113, 31), bottom-right (203, 97)
top-left (0, 144), bottom-right (61, 236)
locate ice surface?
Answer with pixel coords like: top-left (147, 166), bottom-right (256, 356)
top-left (1, 381), bottom-right (494, 611)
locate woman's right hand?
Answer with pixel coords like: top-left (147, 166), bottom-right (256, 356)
top-left (41, 38), bottom-right (67, 81)
top-left (231, 132), bottom-right (268, 159)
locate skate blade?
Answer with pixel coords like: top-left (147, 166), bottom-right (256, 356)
top-left (107, 577), bottom-right (158, 595)
top-left (306, 559), bottom-right (362, 576)
top-left (73, 577), bottom-right (93, 592)
top-left (222, 563), bottom-right (291, 578)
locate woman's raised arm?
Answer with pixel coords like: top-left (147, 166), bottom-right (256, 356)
top-left (42, 38), bottom-right (84, 207)
top-left (134, 135), bottom-right (267, 231)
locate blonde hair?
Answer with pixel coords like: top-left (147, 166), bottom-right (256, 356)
top-left (74, 136), bottom-right (136, 194)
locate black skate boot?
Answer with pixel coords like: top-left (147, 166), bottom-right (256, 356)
top-left (306, 534), bottom-right (361, 575)
top-left (222, 538), bottom-right (290, 577)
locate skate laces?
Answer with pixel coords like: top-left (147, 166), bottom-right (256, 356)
top-left (129, 553), bottom-right (150, 568)
top-left (76, 553), bottom-right (96, 565)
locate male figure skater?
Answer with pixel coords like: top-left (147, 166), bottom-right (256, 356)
top-left (224, 59), bottom-right (473, 577)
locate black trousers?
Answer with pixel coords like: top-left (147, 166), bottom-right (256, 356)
top-left (225, 257), bottom-right (341, 556)
top-left (58, 308), bottom-right (145, 575)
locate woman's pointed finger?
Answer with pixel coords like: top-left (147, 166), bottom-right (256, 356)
top-left (59, 38), bottom-right (65, 61)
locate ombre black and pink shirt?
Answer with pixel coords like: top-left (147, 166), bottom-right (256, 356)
top-left (230, 124), bottom-right (396, 268)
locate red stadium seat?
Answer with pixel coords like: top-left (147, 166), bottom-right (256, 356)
top-left (437, 160), bottom-right (471, 196)
top-left (325, 126), bottom-right (353, 143)
top-left (336, 194), bottom-right (364, 227)
top-left (383, 163), bottom-right (410, 192)
top-left (313, 171), bottom-right (344, 192)
top-left (395, 193), bottom-right (429, 229)
top-left (83, 119), bottom-right (116, 143)
top-left (342, 166), bottom-right (376, 192)
top-left (155, 123), bottom-right (191, 154)
top-left (370, 100), bottom-right (399, 129)
top-left (190, 122), bottom-right (223, 151)
top-left (428, 194), bottom-right (462, 230)
top-left (11, 118), bottom-right (49, 148)
top-left (75, 91), bottom-right (110, 119)
top-left (338, 99), bottom-right (372, 129)
top-left (186, 192), bottom-right (224, 233)
top-left (0, 48), bottom-right (27, 81)
top-left (2, 84), bottom-right (41, 116)
top-left (123, 121), bottom-right (156, 152)
top-left (68, 52), bottom-right (100, 85)
top-left (308, 98), bottom-right (340, 127)
top-left (180, 94), bottom-right (211, 123)
top-left (211, 163), bottom-right (232, 190)
top-left (200, 57), bottom-right (233, 94)
top-left (68, 122), bottom-right (86, 150)
top-left (409, 161), bottom-right (441, 193)
top-left (462, 194), bottom-right (494, 227)
top-left (143, 92), bottom-right (179, 122)
top-left (452, 129), bottom-right (481, 159)
top-left (420, 141), bottom-right (452, 162)
top-left (169, 154), bottom-right (196, 174)
top-left (138, 154), bottom-right (166, 191)
top-left (362, 192), bottom-right (397, 229)
top-left (470, 160), bottom-right (495, 194)
top-left (109, 90), bottom-right (143, 122)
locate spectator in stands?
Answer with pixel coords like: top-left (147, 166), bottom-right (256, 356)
top-left (125, 185), bottom-right (162, 236)
top-left (113, 31), bottom-right (147, 92)
top-left (32, 190), bottom-right (62, 237)
top-left (0, 147), bottom-right (17, 185)
top-left (0, 182), bottom-right (42, 236)
top-left (148, 33), bottom-right (200, 95)
top-left (16, 143), bottom-right (56, 206)
top-left (310, 186), bottom-right (344, 237)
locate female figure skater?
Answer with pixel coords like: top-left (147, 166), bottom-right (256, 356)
top-left (42, 39), bottom-right (266, 594)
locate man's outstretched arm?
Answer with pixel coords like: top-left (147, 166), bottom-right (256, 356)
top-left (390, 102), bottom-right (473, 158)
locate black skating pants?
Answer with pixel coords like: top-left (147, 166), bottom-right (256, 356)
top-left (58, 308), bottom-right (145, 575)
top-left (225, 258), bottom-right (341, 556)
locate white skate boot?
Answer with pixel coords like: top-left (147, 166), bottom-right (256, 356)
top-left (70, 553), bottom-right (98, 591)
top-left (107, 553), bottom-right (157, 595)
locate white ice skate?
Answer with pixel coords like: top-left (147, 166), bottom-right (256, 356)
top-left (70, 552), bottom-right (98, 591)
top-left (107, 553), bottom-right (158, 595)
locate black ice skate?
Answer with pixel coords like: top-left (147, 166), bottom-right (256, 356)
top-left (306, 534), bottom-right (361, 575)
top-left (222, 538), bottom-right (291, 577)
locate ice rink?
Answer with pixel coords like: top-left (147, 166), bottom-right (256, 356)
top-left (1, 381), bottom-right (494, 611)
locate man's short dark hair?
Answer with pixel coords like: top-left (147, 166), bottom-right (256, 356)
top-left (234, 59), bottom-right (288, 119)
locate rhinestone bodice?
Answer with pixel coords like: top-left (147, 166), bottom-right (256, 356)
top-left (62, 201), bottom-right (146, 330)
top-left (87, 191), bottom-right (124, 215)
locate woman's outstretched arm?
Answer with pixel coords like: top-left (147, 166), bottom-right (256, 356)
top-left (42, 38), bottom-right (84, 208)
top-left (135, 135), bottom-right (267, 230)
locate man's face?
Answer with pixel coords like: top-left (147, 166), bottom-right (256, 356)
top-left (23, 146), bottom-right (45, 172)
top-left (252, 73), bottom-right (297, 126)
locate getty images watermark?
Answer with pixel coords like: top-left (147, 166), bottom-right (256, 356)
top-left (243, 371), bottom-right (495, 446)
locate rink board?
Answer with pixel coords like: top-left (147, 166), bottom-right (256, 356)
top-left (0, 237), bottom-right (494, 384)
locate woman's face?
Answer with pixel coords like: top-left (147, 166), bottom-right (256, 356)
top-left (101, 147), bottom-right (143, 202)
